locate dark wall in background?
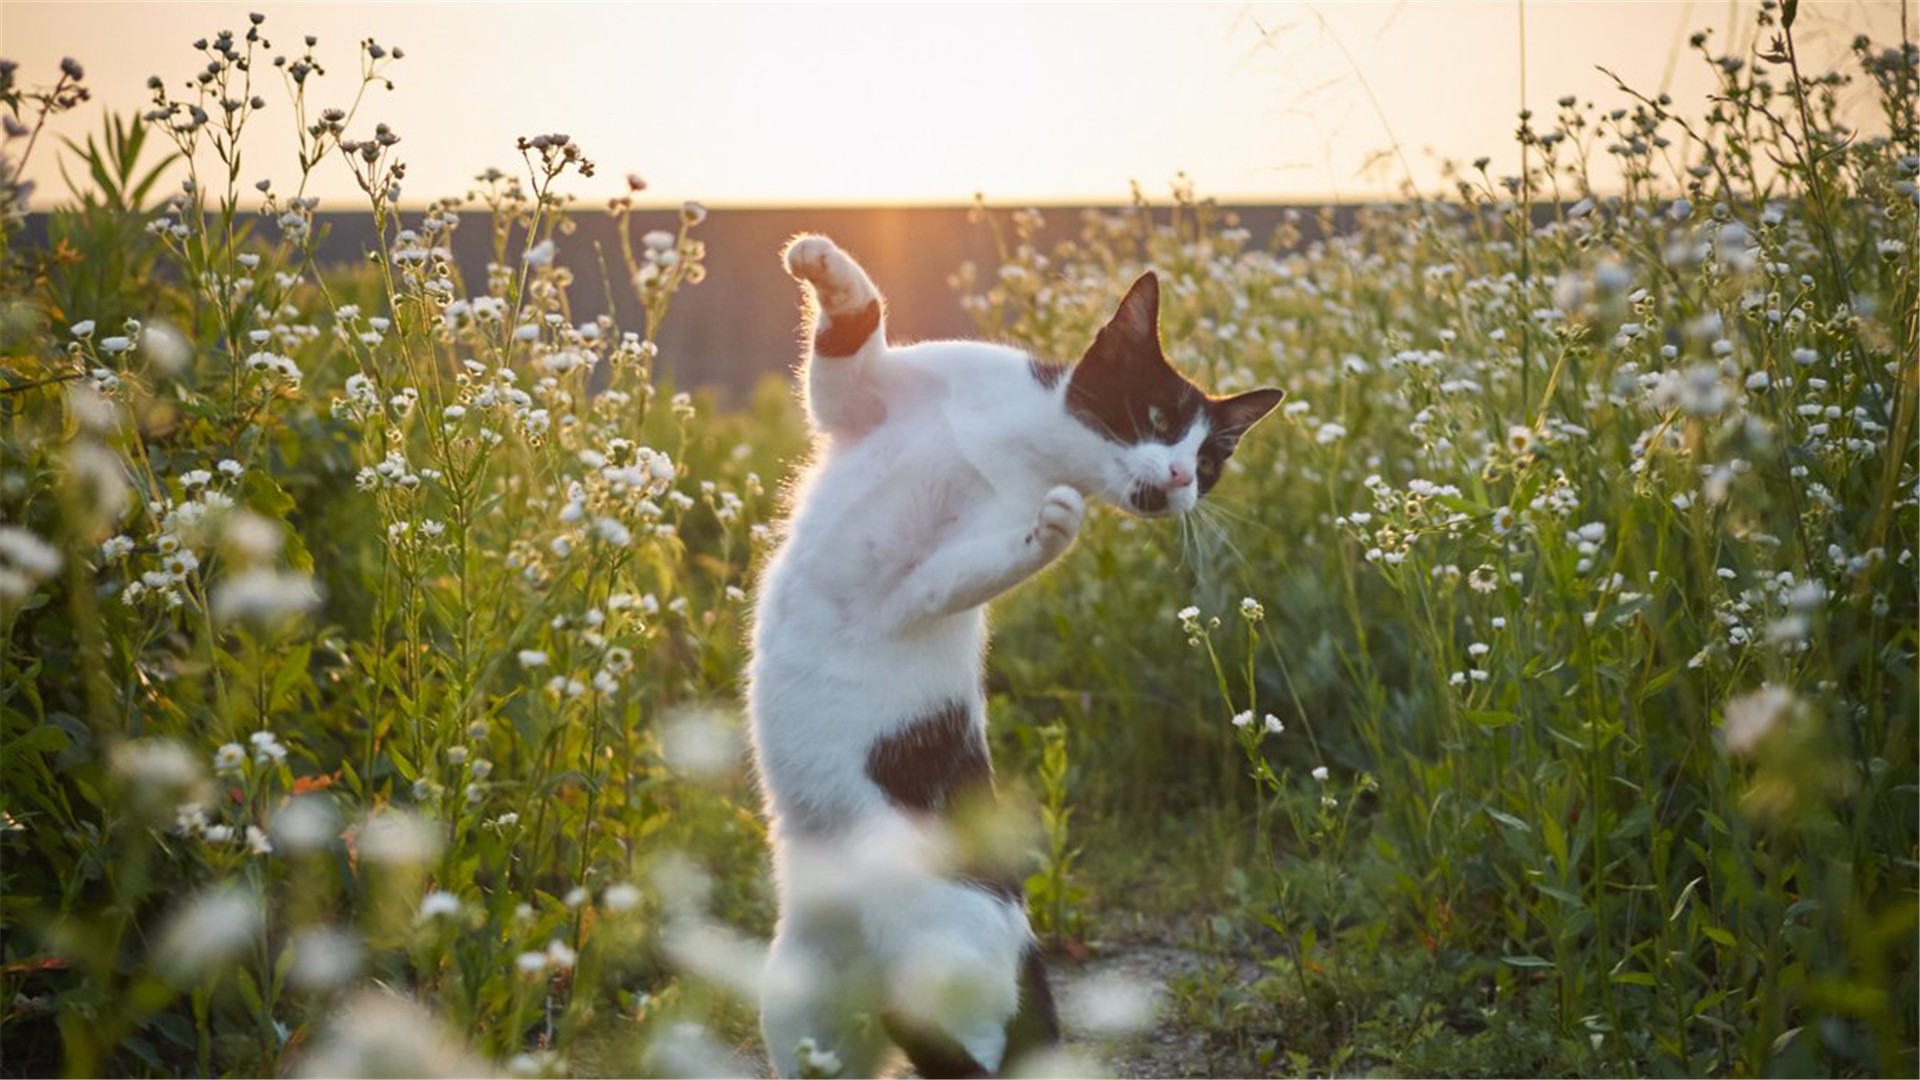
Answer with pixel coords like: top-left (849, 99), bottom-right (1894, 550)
top-left (29, 204), bottom-right (1355, 399)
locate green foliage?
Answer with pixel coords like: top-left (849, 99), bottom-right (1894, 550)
top-left (42, 113), bottom-right (178, 341)
top-left (1, 8), bottom-right (1914, 1079)
top-left (968, 15), bottom-right (1918, 1078)
top-left (2, 17), bottom-right (785, 1078)
top-left (1024, 722), bottom-right (1087, 947)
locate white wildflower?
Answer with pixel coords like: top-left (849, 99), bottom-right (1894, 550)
top-left (1722, 685), bottom-right (1796, 755)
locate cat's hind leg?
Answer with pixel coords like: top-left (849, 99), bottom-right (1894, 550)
top-left (867, 877), bottom-right (1034, 1077)
top-left (880, 925), bottom-right (1058, 1078)
top-left (763, 910), bottom-right (890, 1079)
top-left (1004, 940), bottom-right (1061, 1070)
top-left (784, 234), bottom-right (888, 437)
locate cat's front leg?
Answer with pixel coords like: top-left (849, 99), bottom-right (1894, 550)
top-left (886, 486), bottom-right (1084, 627)
top-left (1027, 484), bottom-right (1085, 564)
top-left (785, 235), bottom-right (888, 437)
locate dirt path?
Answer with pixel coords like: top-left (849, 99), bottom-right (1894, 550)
top-left (1052, 942), bottom-right (1217, 1078)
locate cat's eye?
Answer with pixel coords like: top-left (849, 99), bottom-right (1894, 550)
top-left (1147, 405), bottom-right (1167, 432)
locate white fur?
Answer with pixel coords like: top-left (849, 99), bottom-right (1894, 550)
top-left (749, 236), bottom-right (1208, 1076)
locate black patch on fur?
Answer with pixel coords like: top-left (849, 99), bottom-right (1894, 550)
top-left (1064, 347), bottom-right (1205, 446)
top-left (869, 704), bottom-right (1026, 904)
top-left (957, 871), bottom-right (1024, 905)
top-left (1196, 388), bottom-right (1286, 495)
top-left (1004, 942), bottom-right (1061, 1067)
top-left (1131, 483), bottom-right (1170, 514)
top-left (882, 1013), bottom-right (990, 1079)
top-left (1062, 273), bottom-right (1285, 505)
top-left (1065, 274), bottom-right (1206, 445)
top-left (866, 700), bottom-right (992, 815)
top-left (1027, 356), bottom-right (1068, 389)
top-left (814, 298), bottom-right (882, 358)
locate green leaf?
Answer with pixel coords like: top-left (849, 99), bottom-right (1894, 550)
top-left (235, 967), bottom-right (268, 1027)
top-left (1701, 925), bottom-right (1737, 948)
top-left (1641, 666), bottom-right (1678, 698)
top-left (3, 724), bottom-right (71, 758)
top-left (1612, 971), bottom-right (1658, 987)
top-left (1537, 884), bottom-right (1585, 909)
top-left (150, 1011), bottom-right (197, 1051)
top-left (1502, 955), bottom-right (1555, 969)
top-left (1541, 812), bottom-right (1570, 873)
top-left (1487, 807), bottom-right (1530, 831)
top-left (242, 470), bottom-right (313, 572)
top-left (1466, 709), bottom-right (1520, 728)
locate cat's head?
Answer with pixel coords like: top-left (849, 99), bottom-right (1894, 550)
top-left (1064, 272), bottom-right (1284, 517)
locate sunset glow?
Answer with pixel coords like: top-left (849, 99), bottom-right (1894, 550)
top-left (5, 1), bottom-right (1908, 208)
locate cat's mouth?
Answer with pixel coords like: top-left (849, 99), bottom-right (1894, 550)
top-left (1126, 483), bottom-right (1178, 517)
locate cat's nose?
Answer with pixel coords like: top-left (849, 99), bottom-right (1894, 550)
top-left (1167, 463), bottom-right (1194, 488)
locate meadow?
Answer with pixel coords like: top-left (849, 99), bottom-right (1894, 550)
top-left (1, 6), bottom-right (1915, 1077)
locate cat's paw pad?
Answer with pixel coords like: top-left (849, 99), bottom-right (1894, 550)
top-left (783, 235), bottom-right (840, 283)
top-left (784, 235), bottom-right (870, 312)
top-left (1032, 486), bottom-right (1084, 553)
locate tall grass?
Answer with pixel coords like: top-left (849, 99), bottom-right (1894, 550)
top-left (0, 5), bottom-right (1913, 1079)
top-left (968, 9), bottom-right (1916, 1075)
top-left (4, 19), bottom-right (791, 1077)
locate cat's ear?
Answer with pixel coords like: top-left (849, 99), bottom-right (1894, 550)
top-left (1211, 388), bottom-right (1286, 447)
top-left (1101, 272), bottom-right (1160, 344)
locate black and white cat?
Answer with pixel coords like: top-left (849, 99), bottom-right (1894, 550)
top-left (748, 235), bottom-right (1281, 1078)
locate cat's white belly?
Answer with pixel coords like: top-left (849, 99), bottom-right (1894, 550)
top-left (748, 596), bottom-right (984, 826)
top-left (748, 415), bottom-right (996, 833)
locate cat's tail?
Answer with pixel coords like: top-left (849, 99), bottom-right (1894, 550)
top-left (783, 234), bottom-right (886, 361)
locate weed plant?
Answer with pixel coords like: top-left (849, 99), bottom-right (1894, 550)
top-left (3, 18), bottom-right (792, 1077)
top-left (968, 6), bottom-right (1916, 1075)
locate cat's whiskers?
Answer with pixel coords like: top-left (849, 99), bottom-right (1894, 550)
top-left (1191, 495), bottom-right (1271, 535)
top-left (1189, 500), bottom-right (1255, 578)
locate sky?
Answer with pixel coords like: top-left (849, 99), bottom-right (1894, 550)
top-left (4, 1), bottom-right (1911, 209)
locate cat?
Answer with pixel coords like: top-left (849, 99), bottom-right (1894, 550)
top-left (747, 235), bottom-right (1282, 1078)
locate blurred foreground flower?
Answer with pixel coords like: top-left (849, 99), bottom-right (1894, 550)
top-left (1722, 685), bottom-right (1799, 756)
top-left (659, 706), bottom-right (739, 779)
top-left (297, 991), bottom-right (492, 1078)
top-left (357, 807), bottom-right (442, 865)
top-left (288, 925), bottom-right (365, 992)
top-left (1060, 969), bottom-right (1161, 1037)
top-left (0, 525), bottom-right (62, 602)
top-left (212, 567), bottom-right (321, 624)
top-left (272, 794), bottom-right (342, 852)
top-left (109, 738), bottom-right (209, 819)
top-left (153, 884), bottom-right (261, 983)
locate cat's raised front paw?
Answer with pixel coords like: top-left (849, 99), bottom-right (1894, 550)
top-left (1031, 485), bottom-right (1084, 555)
